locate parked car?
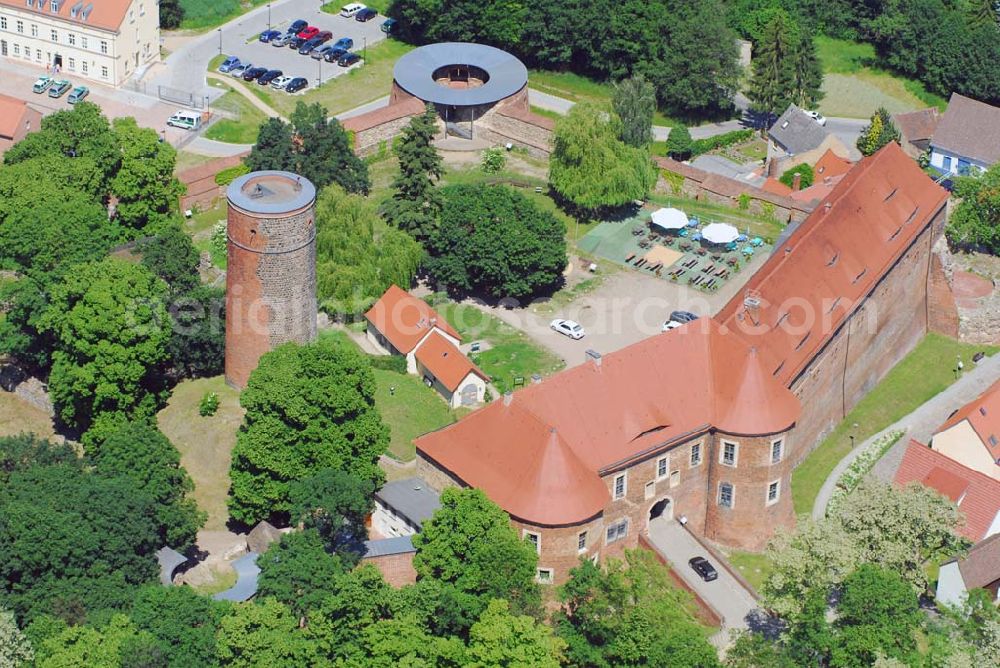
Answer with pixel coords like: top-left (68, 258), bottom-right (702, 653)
top-left (314, 31), bottom-right (333, 42)
top-left (688, 557), bottom-right (718, 582)
top-left (287, 36), bottom-right (307, 49)
top-left (323, 47), bottom-right (348, 63)
top-left (380, 18), bottom-right (396, 34)
top-left (297, 26), bottom-right (320, 40)
top-left (662, 310), bottom-right (699, 332)
top-left (258, 69), bottom-right (283, 85)
top-left (337, 52), bottom-right (361, 67)
top-left (230, 62), bottom-right (251, 77)
top-left (32, 75), bottom-right (53, 93)
top-left (259, 29), bottom-right (281, 43)
top-left (67, 85), bottom-right (89, 104)
top-left (311, 45), bottom-right (334, 60)
top-left (804, 110), bottom-right (827, 126)
top-left (242, 66), bottom-right (267, 81)
top-left (218, 56), bottom-right (240, 73)
top-left (332, 37), bottom-right (354, 50)
top-left (356, 7), bottom-right (377, 21)
top-left (271, 33), bottom-right (292, 47)
top-left (550, 319), bottom-right (585, 340)
top-left (270, 75), bottom-right (293, 90)
top-left (287, 19), bottom-right (307, 34)
top-left (340, 3), bottom-right (366, 18)
top-left (47, 80), bottom-right (71, 98)
top-left (285, 77), bottom-right (308, 94)
top-left (298, 39), bottom-right (321, 55)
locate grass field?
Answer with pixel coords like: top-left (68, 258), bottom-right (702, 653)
top-left (433, 302), bottom-right (565, 393)
top-left (815, 36), bottom-right (947, 118)
top-left (726, 550), bottom-right (775, 592)
top-left (0, 392), bottom-right (54, 440)
top-left (158, 376), bottom-right (244, 531)
top-left (183, 199), bottom-right (227, 269)
top-left (528, 70), bottom-right (678, 127)
top-left (204, 84), bottom-right (266, 144)
top-left (174, 150), bottom-right (218, 174)
top-left (791, 334), bottom-right (999, 516)
top-left (179, 0), bottom-right (270, 31)
top-left (373, 368), bottom-right (460, 460)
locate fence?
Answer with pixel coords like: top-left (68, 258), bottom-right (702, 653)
top-left (121, 79), bottom-right (206, 110)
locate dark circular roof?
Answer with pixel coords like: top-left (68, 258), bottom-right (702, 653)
top-left (393, 42), bottom-right (528, 106)
top-left (227, 171), bottom-right (316, 215)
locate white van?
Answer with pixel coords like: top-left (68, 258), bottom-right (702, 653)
top-left (166, 110), bottom-right (202, 131)
top-left (340, 3), bottom-right (366, 17)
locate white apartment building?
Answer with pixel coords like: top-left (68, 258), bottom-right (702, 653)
top-left (0, 0), bottom-right (159, 87)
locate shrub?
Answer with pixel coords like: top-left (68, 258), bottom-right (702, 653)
top-left (481, 147), bottom-right (507, 173)
top-left (827, 429), bottom-right (905, 516)
top-left (689, 129), bottom-right (755, 158)
top-left (779, 163), bottom-right (815, 189)
top-left (214, 164), bottom-right (249, 186)
top-left (664, 124), bottom-right (692, 160)
top-left (738, 193), bottom-right (751, 210)
top-left (199, 391), bottom-right (220, 417)
top-left (210, 220), bottom-right (226, 258)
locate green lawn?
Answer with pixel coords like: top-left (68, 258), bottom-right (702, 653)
top-left (432, 302), bottom-right (566, 393)
top-left (178, 0), bottom-right (270, 31)
top-left (204, 84), bottom-right (266, 144)
top-left (647, 192), bottom-right (786, 241)
top-left (791, 333), bottom-right (999, 516)
top-left (815, 36), bottom-right (947, 118)
top-left (726, 550), bottom-right (774, 592)
top-left (528, 70), bottom-right (678, 127)
top-left (373, 369), bottom-right (461, 461)
top-left (184, 199), bottom-right (227, 269)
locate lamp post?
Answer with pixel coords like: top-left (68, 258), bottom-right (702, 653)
top-left (217, 28), bottom-right (222, 56)
top-left (317, 57), bottom-right (322, 88)
top-left (267, 4), bottom-right (271, 31)
top-left (363, 36), bottom-right (367, 63)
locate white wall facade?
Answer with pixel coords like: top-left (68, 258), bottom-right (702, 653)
top-left (929, 147), bottom-right (989, 176)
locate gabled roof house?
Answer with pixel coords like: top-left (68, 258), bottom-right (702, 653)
top-left (929, 93), bottom-right (1000, 175)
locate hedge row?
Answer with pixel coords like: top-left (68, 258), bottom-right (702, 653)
top-left (689, 129), bottom-right (756, 158)
top-left (368, 354), bottom-right (408, 374)
top-left (215, 163), bottom-right (250, 186)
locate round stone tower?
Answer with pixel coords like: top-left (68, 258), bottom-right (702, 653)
top-left (225, 170), bottom-right (317, 389)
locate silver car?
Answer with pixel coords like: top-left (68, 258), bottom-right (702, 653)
top-left (270, 75), bottom-right (293, 90)
top-left (550, 319), bottom-right (585, 340)
top-left (271, 33), bottom-right (291, 47)
top-left (230, 62), bottom-right (251, 78)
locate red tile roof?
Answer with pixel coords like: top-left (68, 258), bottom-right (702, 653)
top-left (937, 377), bottom-right (1000, 468)
top-left (415, 331), bottom-right (488, 392)
top-left (893, 108), bottom-right (941, 144)
top-left (716, 142), bottom-right (948, 386)
top-left (417, 320), bottom-right (799, 525)
top-left (0, 0), bottom-right (133, 33)
top-left (813, 149), bottom-right (853, 180)
top-left (762, 178), bottom-right (793, 196)
top-left (365, 285), bottom-right (460, 354)
top-left (894, 439), bottom-right (1000, 541)
top-left (0, 94), bottom-right (29, 139)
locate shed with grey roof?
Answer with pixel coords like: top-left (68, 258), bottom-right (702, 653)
top-left (372, 477), bottom-right (441, 537)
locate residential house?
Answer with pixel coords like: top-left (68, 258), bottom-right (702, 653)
top-left (767, 104), bottom-right (851, 172)
top-left (937, 533), bottom-right (1000, 607)
top-left (0, 0), bottom-right (159, 87)
top-left (929, 93), bottom-right (1000, 175)
top-left (893, 107), bottom-right (941, 159)
top-left (929, 378), bottom-right (1000, 480)
top-left (371, 477), bottom-right (441, 538)
top-left (0, 92), bottom-right (40, 156)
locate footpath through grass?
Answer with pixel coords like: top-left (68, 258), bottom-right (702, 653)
top-left (204, 83), bottom-right (266, 144)
top-left (178, 0), bottom-right (269, 31)
top-left (791, 333), bottom-right (999, 516)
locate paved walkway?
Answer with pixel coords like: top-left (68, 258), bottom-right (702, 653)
top-left (812, 352), bottom-right (1000, 519)
top-left (646, 519), bottom-right (758, 645)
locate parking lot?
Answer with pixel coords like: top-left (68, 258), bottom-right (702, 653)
top-left (217, 9), bottom-right (388, 92)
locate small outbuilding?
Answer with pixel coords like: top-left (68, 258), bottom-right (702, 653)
top-left (929, 93), bottom-right (1000, 175)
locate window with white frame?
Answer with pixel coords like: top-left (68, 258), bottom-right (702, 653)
top-left (669, 470), bottom-right (680, 487)
top-left (100, 65), bottom-right (108, 78)
top-left (656, 456), bottom-right (668, 480)
top-left (0, 17), bottom-right (6, 30)
top-left (719, 482), bottom-right (734, 508)
top-left (690, 442), bottom-right (702, 467)
top-left (606, 518), bottom-right (628, 543)
top-left (523, 530), bottom-right (540, 554)
top-left (13, 43), bottom-right (19, 55)
top-left (100, 41), bottom-right (107, 54)
top-left (577, 531), bottom-right (587, 553)
top-left (81, 36), bottom-right (87, 49)
top-left (50, 0), bottom-right (57, 10)
top-left (771, 439), bottom-right (783, 464)
top-left (613, 473), bottom-right (627, 500)
top-left (644, 480), bottom-right (655, 500)
top-left (81, 61), bottom-right (87, 73)
top-left (50, 29), bottom-right (56, 41)
top-left (767, 480), bottom-right (780, 505)
top-left (721, 441), bottom-right (738, 467)
top-left (537, 568), bottom-right (553, 584)
top-left (30, 24), bottom-right (36, 37)
top-left (68, 33), bottom-right (75, 46)
top-left (67, 57), bottom-right (74, 70)
top-left (16, 20), bottom-right (23, 33)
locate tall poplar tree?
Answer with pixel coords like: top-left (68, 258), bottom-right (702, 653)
top-left (746, 14), bottom-right (798, 120)
top-left (612, 74), bottom-right (656, 148)
top-left (790, 31), bottom-right (824, 109)
top-left (382, 104), bottom-right (444, 241)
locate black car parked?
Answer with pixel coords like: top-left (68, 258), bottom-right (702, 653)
top-left (258, 69), bottom-right (283, 85)
top-left (299, 38), bottom-right (323, 55)
top-left (285, 77), bottom-right (308, 93)
top-left (242, 66), bottom-right (267, 81)
top-left (337, 52), bottom-right (361, 67)
top-left (287, 36), bottom-right (306, 49)
top-left (356, 7), bottom-right (377, 21)
top-left (323, 47), bottom-right (348, 63)
top-left (287, 19), bottom-right (307, 34)
top-left (688, 557), bottom-right (718, 582)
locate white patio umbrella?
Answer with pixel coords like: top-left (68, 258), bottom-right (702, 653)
top-left (701, 222), bottom-right (740, 244)
top-left (650, 207), bottom-right (688, 231)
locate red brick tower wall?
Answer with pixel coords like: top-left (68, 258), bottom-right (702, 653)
top-left (225, 172), bottom-right (317, 389)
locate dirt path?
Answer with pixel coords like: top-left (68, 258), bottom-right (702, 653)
top-left (206, 72), bottom-right (287, 122)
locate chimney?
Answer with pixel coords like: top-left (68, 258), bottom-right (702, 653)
top-left (503, 391), bottom-right (513, 406)
top-left (585, 349), bottom-right (602, 367)
top-left (531, 373), bottom-right (542, 384)
top-left (767, 158), bottom-right (779, 177)
top-left (791, 173), bottom-right (802, 191)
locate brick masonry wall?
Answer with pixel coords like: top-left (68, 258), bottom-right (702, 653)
top-left (927, 244), bottom-right (959, 336)
top-left (363, 551), bottom-right (418, 587)
top-left (354, 114), bottom-right (420, 156)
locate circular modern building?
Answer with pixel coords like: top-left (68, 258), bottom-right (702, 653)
top-left (225, 171), bottom-right (317, 389)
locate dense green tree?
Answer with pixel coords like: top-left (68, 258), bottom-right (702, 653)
top-left (613, 75), bottom-right (656, 148)
top-left (426, 184), bottom-right (567, 299)
top-left (746, 13), bottom-right (798, 119)
top-left (466, 598), bottom-right (566, 667)
top-left (789, 31), bottom-right (824, 108)
top-left (947, 162), bottom-right (1000, 253)
top-left (158, 0), bottom-right (184, 29)
top-left (216, 598), bottom-right (319, 667)
top-left (412, 488), bottom-right (541, 616)
top-left (110, 118), bottom-right (184, 234)
top-left (832, 565), bottom-right (921, 668)
top-left (0, 606), bottom-right (33, 667)
top-left (0, 154), bottom-right (107, 216)
top-left (228, 338), bottom-right (388, 526)
top-left (425, 0), bottom-right (527, 46)
top-left (244, 118), bottom-right (295, 172)
top-left (167, 285), bottom-right (226, 379)
top-left (354, 617), bottom-right (468, 667)
top-left (0, 434), bottom-right (78, 487)
top-left (129, 585), bottom-right (226, 668)
top-left (38, 258), bottom-right (171, 435)
top-left (396, 577), bottom-right (487, 639)
top-left (315, 185), bottom-right (424, 317)
top-left (664, 124), bottom-right (693, 160)
top-left (290, 102), bottom-right (371, 194)
top-left (137, 223), bottom-right (200, 296)
top-left (0, 278), bottom-right (54, 374)
top-left (966, 0), bottom-right (1000, 28)
top-left (256, 529), bottom-right (347, 617)
top-left (550, 103), bottom-right (656, 212)
top-left (288, 468), bottom-right (373, 557)
top-left (88, 420), bottom-right (204, 551)
top-left (857, 107), bottom-right (901, 156)
top-left (34, 614), bottom-right (159, 668)
top-left (382, 104), bottom-right (444, 240)
top-left (785, 585), bottom-right (834, 666)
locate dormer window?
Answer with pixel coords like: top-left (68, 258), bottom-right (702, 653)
top-left (795, 332), bottom-right (811, 351)
top-left (827, 252), bottom-right (839, 267)
top-left (853, 268), bottom-right (868, 284)
top-left (884, 188), bottom-right (897, 202)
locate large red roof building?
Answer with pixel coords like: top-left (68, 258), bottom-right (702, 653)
top-left (416, 143), bottom-right (950, 584)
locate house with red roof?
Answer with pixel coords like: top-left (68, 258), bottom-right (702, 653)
top-left (0, 94), bottom-right (41, 157)
top-left (365, 285), bottom-right (488, 408)
top-left (928, 378), bottom-right (1000, 481)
